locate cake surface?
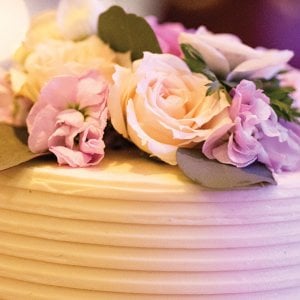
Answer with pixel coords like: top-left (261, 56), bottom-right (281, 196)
top-left (1, 149), bottom-right (300, 299)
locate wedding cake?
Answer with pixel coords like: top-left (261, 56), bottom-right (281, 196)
top-left (1, 0), bottom-right (300, 299)
top-left (1, 149), bottom-right (300, 299)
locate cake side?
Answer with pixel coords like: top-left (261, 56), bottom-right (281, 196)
top-left (0, 151), bottom-right (300, 299)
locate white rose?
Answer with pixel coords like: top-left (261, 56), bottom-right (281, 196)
top-left (179, 26), bottom-right (294, 81)
top-left (108, 52), bottom-right (231, 165)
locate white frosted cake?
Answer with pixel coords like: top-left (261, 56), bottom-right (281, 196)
top-left (1, 0), bottom-right (300, 299)
top-left (1, 149), bottom-right (300, 299)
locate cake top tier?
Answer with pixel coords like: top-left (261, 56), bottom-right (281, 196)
top-left (0, 0), bottom-right (300, 189)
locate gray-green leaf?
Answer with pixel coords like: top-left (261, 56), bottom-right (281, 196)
top-left (98, 6), bottom-right (162, 61)
top-left (176, 148), bottom-right (277, 189)
top-left (0, 124), bottom-right (44, 171)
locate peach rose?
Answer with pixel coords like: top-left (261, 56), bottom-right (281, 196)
top-left (109, 52), bottom-right (231, 165)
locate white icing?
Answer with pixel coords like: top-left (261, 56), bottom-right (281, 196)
top-left (0, 149), bottom-right (300, 298)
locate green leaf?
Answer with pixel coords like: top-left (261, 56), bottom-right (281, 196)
top-left (180, 43), bottom-right (230, 99)
top-left (0, 124), bottom-right (44, 171)
top-left (176, 148), bottom-right (276, 189)
top-left (180, 43), bottom-right (217, 81)
top-left (206, 80), bottom-right (224, 96)
top-left (98, 6), bottom-right (162, 61)
top-left (255, 77), bottom-right (300, 122)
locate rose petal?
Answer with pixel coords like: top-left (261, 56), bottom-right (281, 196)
top-left (179, 32), bottom-right (230, 77)
top-left (227, 50), bottom-right (294, 81)
top-left (126, 99), bottom-right (177, 164)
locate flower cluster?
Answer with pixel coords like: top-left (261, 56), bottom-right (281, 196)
top-left (0, 0), bottom-right (299, 180)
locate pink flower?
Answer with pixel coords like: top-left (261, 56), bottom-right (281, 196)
top-left (203, 80), bottom-right (300, 172)
top-left (27, 71), bottom-right (109, 167)
top-left (146, 16), bottom-right (188, 57)
top-left (0, 68), bottom-right (32, 126)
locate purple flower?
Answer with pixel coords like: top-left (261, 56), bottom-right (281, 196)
top-left (27, 71), bottom-right (108, 167)
top-left (203, 80), bottom-right (300, 172)
top-left (146, 16), bottom-right (188, 57)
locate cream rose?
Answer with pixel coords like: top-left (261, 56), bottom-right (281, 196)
top-left (179, 27), bottom-right (294, 81)
top-left (12, 36), bottom-right (129, 101)
top-left (108, 52), bottom-right (231, 165)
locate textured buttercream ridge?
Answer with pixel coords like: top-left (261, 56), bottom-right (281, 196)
top-left (1, 208), bottom-right (300, 249)
top-left (0, 157), bottom-right (300, 202)
top-left (1, 231), bottom-right (300, 272)
top-left (1, 253), bottom-right (300, 294)
top-left (1, 184), bottom-right (300, 225)
top-left (1, 276), bottom-right (300, 300)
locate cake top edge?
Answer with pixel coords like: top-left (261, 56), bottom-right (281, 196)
top-left (0, 0), bottom-right (300, 189)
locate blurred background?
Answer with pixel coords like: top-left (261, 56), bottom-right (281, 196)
top-left (2, 0), bottom-right (300, 67)
top-left (162, 0), bottom-right (300, 68)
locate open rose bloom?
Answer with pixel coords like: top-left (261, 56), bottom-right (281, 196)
top-left (109, 52), bottom-right (230, 165)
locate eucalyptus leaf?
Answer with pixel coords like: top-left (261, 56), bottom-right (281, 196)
top-left (98, 6), bottom-right (161, 61)
top-left (176, 148), bottom-right (276, 189)
top-left (0, 124), bottom-right (44, 171)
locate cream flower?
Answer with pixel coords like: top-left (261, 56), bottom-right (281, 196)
top-left (14, 0), bottom-right (101, 64)
top-left (12, 36), bottom-right (126, 101)
top-left (57, 0), bottom-right (100, 40)
top-left (14, 11), bottom-right (63, 65)
top-left (109, 52), bottom-right (231, 165)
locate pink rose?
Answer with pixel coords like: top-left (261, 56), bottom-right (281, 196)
top-left (203, 80), bottom-right (300, 172)
top-left (146, 16), bottom-right (188, 57)
top-left (27, 71), bottom-right (108, 167)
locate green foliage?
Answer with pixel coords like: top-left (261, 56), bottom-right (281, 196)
top-left (181, 44), bottom-right (215, 79)
top-left (255, 78), bottom-right (300, 122)
top-left (0, 124), bottom-right (44, 171)
top-left (98, 6), bottom-right (162, 61)
top-left (176, 148), bottom-right (276, 189)
top-left (181, 43), bottom-right (228, 97)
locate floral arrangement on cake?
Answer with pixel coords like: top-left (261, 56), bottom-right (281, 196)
top-left (1, 0), bottom-right (300, 188)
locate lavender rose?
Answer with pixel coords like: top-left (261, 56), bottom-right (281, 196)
top-left (179, 27), bottom-right (294, 81)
